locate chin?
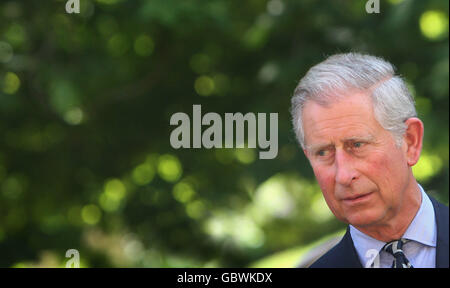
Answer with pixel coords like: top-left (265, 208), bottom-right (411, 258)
top-left (344, 211), bottom-right (381, 228)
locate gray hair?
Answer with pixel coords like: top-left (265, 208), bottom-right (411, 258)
top-left (291, 53), bottom-right (417, 149)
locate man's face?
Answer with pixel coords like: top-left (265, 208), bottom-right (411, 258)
top-left (302, 92), bottom-right (411, 228)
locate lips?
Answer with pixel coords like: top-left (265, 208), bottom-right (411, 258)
top-left (342, 192), bottom-right (373, 205)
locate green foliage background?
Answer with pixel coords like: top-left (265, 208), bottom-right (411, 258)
top-left (0, 0), bottom-right (448, 267)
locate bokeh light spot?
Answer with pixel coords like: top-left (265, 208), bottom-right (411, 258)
top-left (104, 178), bottom-right (126, 201)
top-left (254, 175), bottom-right (295, 219)
top-left (64, 107), bottom-right (84, 125)
top-left (194, 76), bottom-right (215, 97)
top-left (99, 193), bottom-right (121, 212)
top-left (2, 175), bottom-right (25, 199)
top-left (81, 204), bottom-right (102, 225)
top-left (258, 62), bottom-right (279, 83)
top-left (132, 163), bottom-right (155, 185)
top-left (157, 154), bottom-right (182, 182)
top-left (99, 179), bottom-right (126, 212)
top-left (204, 212), bottom-right (265, 249)
top-left (5, 23), bottom-right (26, 47)
top-left (420, 10), bottom-right (449, 40)
top-left (107, 34), bottom-right (130, 57)
top-left (186, 200), bottom-right (205, 219)
top-left (267, 0), bottom-right (284, 16)
top-left (134, 34), bottom-right (154, 57)
top-left (413, 152), bottom-right (443, 182)
top-left (172, 182), bottom-right (196, 203)
top-left (234, 148), bottom-right (256, 164)
top-left (2, 72), bottom-right (21, 94)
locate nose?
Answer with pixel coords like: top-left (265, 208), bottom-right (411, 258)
top-left (334, 149), bottom-right (359, 186)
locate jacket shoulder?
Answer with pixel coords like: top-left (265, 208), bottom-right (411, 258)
top-left (309, 229), bottom-right (362, 268)
top-left (308, 240), bottom-right (346, 268)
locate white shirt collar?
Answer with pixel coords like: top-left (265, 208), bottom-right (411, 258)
top-left (349, 184), bottom-right (437, 266)
top-left (403, 185), bottom-right (436, 247)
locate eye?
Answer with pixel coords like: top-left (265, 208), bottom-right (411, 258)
top-left (315, 147), bottom-right (334, 158)
top-left (349, 141), bottom-right (367, 151)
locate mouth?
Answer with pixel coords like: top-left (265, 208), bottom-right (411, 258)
top-left (342, 192), bottom-right (373, 205)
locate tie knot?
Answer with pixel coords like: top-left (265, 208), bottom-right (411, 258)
top-left (381, 239), bottom-right (413, 268)
top-left (383, 239), bottom-right (409, 257)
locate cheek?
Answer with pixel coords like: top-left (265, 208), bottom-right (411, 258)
top-left (312, 166), bottom-right (336, 199)
top-left (367, 148), bottom-right (405, 180)
top-left (363, 148), bottom-right (408, 200)
top-left (365, 153), bottom-right (390, 179)
top-left (312, 165), bottom-right (345, 219)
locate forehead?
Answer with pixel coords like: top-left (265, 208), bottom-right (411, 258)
top-left (302, 92), bottom-right (384, 145)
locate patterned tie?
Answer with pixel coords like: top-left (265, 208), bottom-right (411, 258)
top-left (382, 239), bottom-right (414, 268)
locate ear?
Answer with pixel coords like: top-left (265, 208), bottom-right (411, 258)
top-left (403, 118), bottom-right (424, 166)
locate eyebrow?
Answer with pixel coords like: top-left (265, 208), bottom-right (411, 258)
top-left (305, 142), bottom-right (333, 153)
top-left (341, 135), bottom-right (375, 143)
top-left (305, 135), bottom-right (375, 152)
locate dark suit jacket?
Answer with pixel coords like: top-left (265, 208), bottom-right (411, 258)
top-left (309, 195), bottom-right (449, 268)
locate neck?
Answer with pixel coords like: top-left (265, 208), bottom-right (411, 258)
top-left (353, 180), bottom-right (422, 243)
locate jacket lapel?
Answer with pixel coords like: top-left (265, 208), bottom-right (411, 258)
top-left (341, 227), bottom-right (364, 268)
top-left (429, 196), bottom-right (449, 268)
